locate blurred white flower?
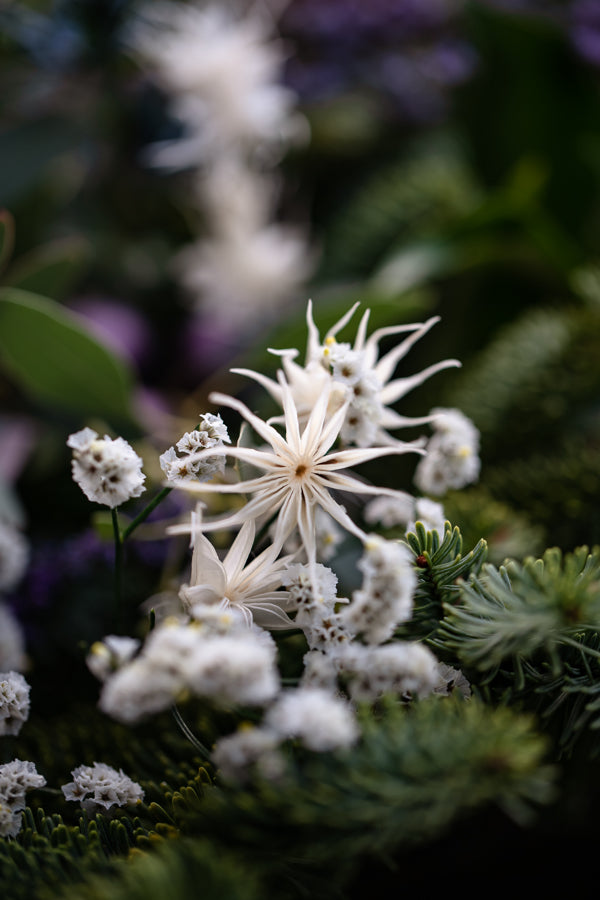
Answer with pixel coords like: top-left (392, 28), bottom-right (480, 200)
top-left (212, 726), bottom-right (285, 783)
top-left (131, 1), bottom-right (307, 165)
top-left (363, 494), bottom-right (415, 529)
top-left (131, 1), bottom-right (313, 329)
top-left (174, 223), bottom-right (311, 326)
top-left (99, 615), bottom-right (280, 723)
top-left (86, 635), bottom-right (141, 683)
top-left (414, 407), bottom-right (480, 496)
top-left (406, 497), bottom-right (447, 537)
top-left (264, 687), bottom-right (359, 751)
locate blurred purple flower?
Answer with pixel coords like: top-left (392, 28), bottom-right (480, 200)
top-left (281, 0), bottom-right (477, 125)
top-left (570, 0), bottom-right (600, 66)
top-left (70, 297), bottom-right (154, 368)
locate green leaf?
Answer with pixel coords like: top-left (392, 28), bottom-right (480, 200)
top-left (0, 288), bottom-right (138, 427)
top-left (0, 209), bottom-right (15, 275)
top-left (4, 236), bottom-right (91, 301)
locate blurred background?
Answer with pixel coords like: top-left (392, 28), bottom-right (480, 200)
top-left (1, 0), bottom-right (600, 692)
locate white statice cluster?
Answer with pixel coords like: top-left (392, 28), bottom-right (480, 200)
top-left (86, 635), bottom-right (141, 683)
top-left (67, 428), bottom-right (146, 508)
top-left (364, 495), bottom-right (447, 540)
top-left (342, 536), bottom-right (417, 645)
top-left (414, 408), bottom-right (481, 496)
top-left (264, 687), bottom-right (359, 751)
top-left (0, 518), bottom-right (29, 592)
top-left (212, 686), bottom-right (359, 784)
top-left (61, 762), bottom-right (144, 813)
top-left (338, 642), bottom-right (440, 704)
top-left (283, 563), bottom-right (352, 655)
top-left (160, 413), bottom-right (231, 484)
top-left (406, 497), bottom-right (447, 537)
top-left (281, 547), bottom-right (438, 705)
top-left (130, 1), bottom-right (312, 330)
top-left (0, 759), bottom-right (46, 837)
top-left (0, 671), bottom-right (30, 737)
top-left (97, 612), bottom-right (280, 725)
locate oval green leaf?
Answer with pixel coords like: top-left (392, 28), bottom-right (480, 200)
top-left (0, 287), bottom-right (138, 427)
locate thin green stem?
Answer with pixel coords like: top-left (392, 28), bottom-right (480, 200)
top-left (172, 704), bottom-right (212, 759)
top-left (122, 486), bottom-right (173, 540)
top-left (111, 507), bottom-right (123, 631)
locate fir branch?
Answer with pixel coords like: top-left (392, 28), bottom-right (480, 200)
top-left (400, 521), bottom-right (487, 640)
top-left (438, 546), bottom-right (600, 676)
top-left (178, 695), bottom-right (555, 897)
top-left (435, 546), bottom-right (600, 753)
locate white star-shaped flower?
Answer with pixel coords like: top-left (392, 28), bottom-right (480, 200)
top-left (168, 372), bottom-right (422, 566)
top-left (232, 300), bottom-right (461, 446)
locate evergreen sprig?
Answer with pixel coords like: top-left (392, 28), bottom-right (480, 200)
top-left (400, 521), bottom-right (487, 640)
top-left (438, 546), bottom-right (600, 676)
top-left (177, 695), bottom-right (555, 899)
top-left (436, 546), bottom-right (600, 752)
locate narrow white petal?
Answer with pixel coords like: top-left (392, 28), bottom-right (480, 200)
top-left (182, 444), bottom-right (283, 473)
top-left (317, 470), bottom-right (416, 503)
top-left (317, 442), bottom-right (423, 472)
top-left (296, 483), bottom-right (318, 566)
top-left (312, 392), bottom-right (351, 458)
top-left (269, 491), bottom-right (302, 557)
top-left (209, 391), bottom-right (290, 456)
top-left (170, 471), bottom-right (279, 495)
top-left (190, 532), bottom-right (221, 582)
top-left (223, 520), bottom-right (256, 582)
top-left (250, 604), bottom-right (297, 629)
top-left (374, 316), bottom-right (440, 385)
top-left (310, 482), bottom-right (368, 543)
top-left (230, 368), bottom-right (282, 403)
top-left (299, 379), bottom-right (335, 456)
top-left (305, 299), bottom-right (322, 363)
top-left (168, 486), bottom-right (288, 537)
top-left (277, 371), bottom-right (301, 451)
top-left (325, 301), bottom-right (360, 341)
top-left (380, 359), bottom-right (461, 405)
top-left (353, 308), bottom-right (371, 353)
top-left (379, 409), bottom-right (441, 429)
top-left (362, 320), bottom-right (429, 367)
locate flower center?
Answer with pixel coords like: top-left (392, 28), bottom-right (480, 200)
top-left (295, 464), bottom-right (307, 478)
